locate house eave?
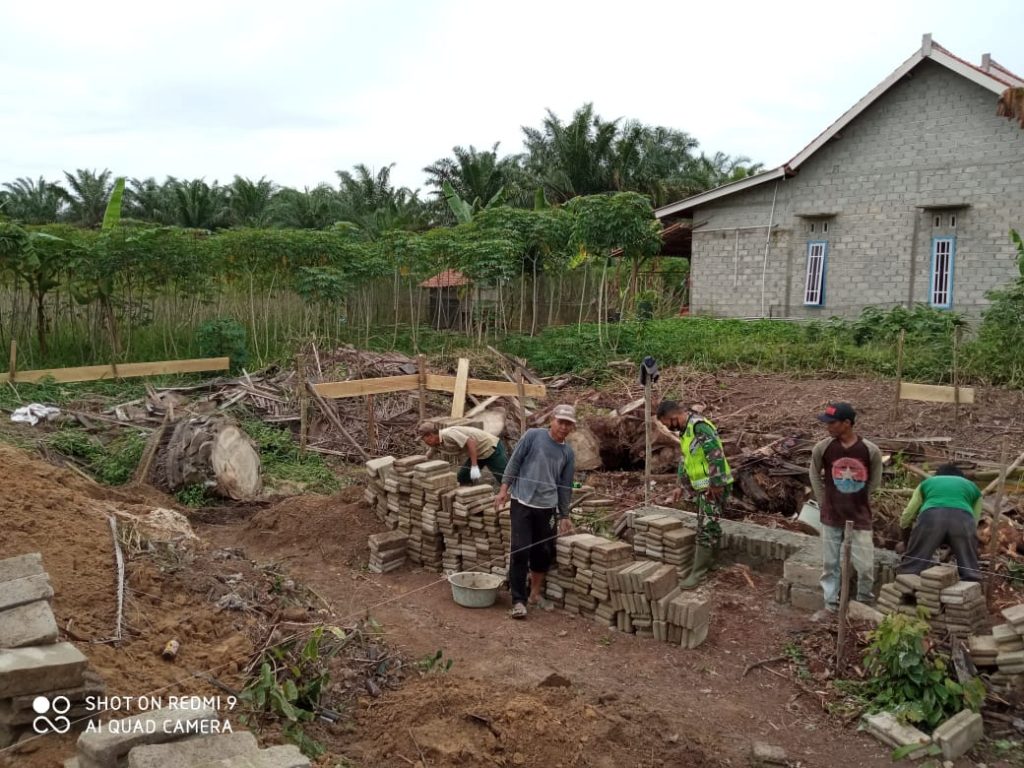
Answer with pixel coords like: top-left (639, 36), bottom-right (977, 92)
top-left (654, 167), bottom-right (787, 219)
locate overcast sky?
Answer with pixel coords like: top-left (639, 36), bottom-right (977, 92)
top-left (1, 0), bottom-right (1021, 194)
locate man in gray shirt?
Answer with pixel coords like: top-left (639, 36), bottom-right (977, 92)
top-left (494, 404), bottom-right (577, 619)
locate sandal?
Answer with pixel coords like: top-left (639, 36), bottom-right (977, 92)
top-left (510, 602), bottom-right (528, 620)
top-left (529, 597), bottom-right (555, 612)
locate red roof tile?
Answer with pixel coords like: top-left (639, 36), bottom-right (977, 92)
top-left (420, 269), bottom-right (471, 288)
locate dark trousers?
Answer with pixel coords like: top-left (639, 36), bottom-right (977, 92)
top-left (898, 507), bottom-right (981, 582)
top-left (508, 499), bottom-right (556, 603)
top-left (456, 441), bottom-right (509, 485)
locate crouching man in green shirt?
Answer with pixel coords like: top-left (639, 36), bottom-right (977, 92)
top-left (897, 464), bottom-right (983, 581)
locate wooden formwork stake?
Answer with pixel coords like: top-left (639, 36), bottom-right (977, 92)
top-left (297, 355), bottom-right (308, 453)
top-left (986, 436), bottom-right (1011, 602)
top-left (515, 369), bottom-right (527, 436)
top-left (367, 393), bottom-right (377, 451)
top-left (643, 379), bottom-right (653, 506)
top-left (892, 329), bottom-right (906, 420)
top-left (952, 326), bottom-right (961, 430)
top-left (417, 354), bottom-right (427, 423)
top-left (8, 339), bottom-right (16, 383)
top-left (835, 520), bottom-right (854, 674)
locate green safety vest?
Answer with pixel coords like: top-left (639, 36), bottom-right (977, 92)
top-left (680, 415), bottom-right (732, 491)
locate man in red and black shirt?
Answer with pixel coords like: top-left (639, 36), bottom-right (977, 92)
top-left (809, 402), bottom-right (883, 611)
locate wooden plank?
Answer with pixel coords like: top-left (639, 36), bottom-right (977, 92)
top-left (451, 358), bottom-right (470, 418)
top-left (313, 374), bottom-right (419, 398)
top-left (8, 340), bottom-right (15, 383)
top-left (5, 357), bottom-right (230, 384)
top-left (899, 382), bottom-right (976, 404)
top-left (425, 374), bottom-right (546, 399)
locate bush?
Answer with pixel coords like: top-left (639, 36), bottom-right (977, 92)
top-left (241, 420), bottom-right (339, 494)
top-left (197, 318), bottom-right (249, 371)
top-left (970, 230), bottom-right (1024, 388)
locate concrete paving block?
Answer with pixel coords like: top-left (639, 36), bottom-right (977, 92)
top-left (0, 553), bottom-right (44, 584)
top-left (0, 600), bottom-right (59, 648)
top-left (932, 709), bottom-right (983, 760)
top-left (750, 741), bottom-right (788, 765)
top-left (863, 712), bottom-right (932, 759)
top-left (63, 758), bottom-right (80, 768)
top-left (847, 600), bottom-right (884, 626)
top-left (0, 574), bottom-right (53, 613)
top-left (77, 706), bottom-right (219, 766)
top-left (1001, 604), bottom-right (1024, 627)
top-left (195, 744), bottom-right (311, 768)
top-left (0, 642), bottom-right (87, 698)
top-left (128, 732), bottom-right (260, 768)
top-left (782, 552), bottom-right (821, 589)
top-left (789, 586), bottom-right (824, 612)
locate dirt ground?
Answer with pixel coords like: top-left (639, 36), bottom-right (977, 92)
top-left (2, 365), bottom-right (1023, 767)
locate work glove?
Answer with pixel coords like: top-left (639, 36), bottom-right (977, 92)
top-left (469, 465), bottom-right (482, 481)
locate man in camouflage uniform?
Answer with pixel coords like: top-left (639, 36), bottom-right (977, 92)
top-left (656, 400), bottom-right (733, 588)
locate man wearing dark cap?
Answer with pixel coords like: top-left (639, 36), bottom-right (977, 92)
top-left (809, 402), bottom-right (883, 612)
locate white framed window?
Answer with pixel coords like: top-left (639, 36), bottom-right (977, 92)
top-left (804, 241), bottom-right (827, 306)
top-left (930, 237), bottom-right (955, 308)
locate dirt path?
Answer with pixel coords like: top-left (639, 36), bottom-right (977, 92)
top-left (201, 501), bottom-right (902, 768)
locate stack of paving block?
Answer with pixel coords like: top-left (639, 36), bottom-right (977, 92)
top-left (989, 604), bottom-right (1024, 692)
top-left (439, 485), bottom-right (508, 576)
top-left (559, 534), bottom-right (610, 619)
top-left (363, 457), bottom-right (395, 524)
top-left (877, 566), bottom-right (987, 636)
top-left (389, 455), bottom-right (428, 556)
top-left (631, 514), bottom-right (696, 582)
top-left (408, 459), bottom-right (456, 569)
top-left (652, 589), bottom-right (712, 649)
top-left (65, 707), bottom-right (311, 768)
top-left (0, 553), bottom-right (101, 748)
top-left (367, 531), bottom-right (408, 574)
top-left (575, 495), bottom-right (615, 521)
top-left (607, 561), bottom-right (677, 638)
top-left (589, 539), bottom-right (634, 627)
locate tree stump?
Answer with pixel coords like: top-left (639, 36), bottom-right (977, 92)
top-left (153, 415), bottom-right (262, 501)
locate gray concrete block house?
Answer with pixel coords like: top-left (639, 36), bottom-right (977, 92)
top-left (657, 35), bottom-right (1024, 319)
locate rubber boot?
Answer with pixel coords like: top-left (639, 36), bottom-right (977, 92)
top-left (680, 544), bottom-right (714, 589)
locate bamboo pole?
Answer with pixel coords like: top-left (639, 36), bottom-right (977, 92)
top-left (952, 326), bottom-right (961, 429)
top-left (417, 354), bottom-right (427, 423)
top-left (986, 436), bottom-right (1011, 602)
top-left (516, 369), bottom-right (527, 436)
top-left (7, 339), bottom-right (15, 383)
top-left (835, 520), bottom-right (854, 673)
top-left (297, 354), bottom-right (308, 454)
top-left (644, 379), bottom-right (653, 506)
top-left (367, 393), bottom-right (377, 452)
top-left (892, 329), bottom-right (906, 420)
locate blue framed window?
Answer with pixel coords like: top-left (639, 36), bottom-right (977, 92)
top-left (929, 236), bottom-right (955, 308)
top-left (803, 241), bottom-right (828, 306)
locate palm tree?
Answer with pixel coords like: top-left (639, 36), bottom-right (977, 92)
top-left (226, 176), bottom-right (277, 227)
top-left (0, 177), bottom-right (67, 224)
top-left (335, 164), bottom-right (427, 239)
top-left (124, 177), bottom-right (175, 224)
top-left (611, 123), bottom-right (700, 206)
top-left (63, 169), bottom-right (114, 227)
top-left (521, 103), bottom-right (621, 202)
top-left (269, 185), bottom-right (342, 229)
top-left (423, 144), bottom-right (525, 218)
top-left (167, 178), bottom-right (229, 229)
top-left (678, 152), bottom-right (765, 196)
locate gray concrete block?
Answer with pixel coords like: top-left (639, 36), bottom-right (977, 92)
top-left (0, 553), bottom-right (44, 584)
top-left (128, 732), bottom-right (260, 768)
top-left (789, 586), bottom-right (825, 612)
top-left (195, 744), bottom-right (311, 768)
top-left (0, 600), bottom-right (59, 648)
top-left (863, 711), bottom-right (932, 759)
top-left (750, 741), bottom-right (788, 766)
top-left (847, 600), bottom-right (884, 626)
top-left (0, 642), bottom-right (87, 698)
top-left (0, 574), bottom-right (53, 613)
top-left (77, 707), bottom-right (219, 766)
top-left (932, 709), bottom-right (983, 760)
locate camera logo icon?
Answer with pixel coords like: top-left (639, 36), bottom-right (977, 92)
top-left (31, 695), bottom-right (72, 735)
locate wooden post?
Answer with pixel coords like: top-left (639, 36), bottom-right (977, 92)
top-left (417, 354), bottom-right (427, 423)
top-left (367, 394), bottom-right (377, 451)
top-left (835, 520), bottom-right (854, 673)
top-left (986, 436), bottom-right (1011, 601)
top-left (515, 369), bottom-right (527, 436)
top-left (296, 355), bottom-right (308, 453)
top-left (7, 339), bottom-right (15, 383)
top-left (892, 329), bottom-right (906, 420)
top-left (451, 357), bottom-right (470, 418)
top-left (643, 379), bottom-right (653, 506)
top-left (952, 326), bottom-right (961, 429)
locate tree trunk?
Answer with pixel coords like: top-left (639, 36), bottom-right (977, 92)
top-left (150, 414), bottom-right (262, 501)
top-left (34, 288), bottom-right (47, 357)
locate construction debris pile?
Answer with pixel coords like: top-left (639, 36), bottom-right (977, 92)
top-left (0, 553), bottom-right (103, 748)
top-left (969, 603), bottom-right (1024, 693)
top-left (876, 566), bottom-right (988, 636)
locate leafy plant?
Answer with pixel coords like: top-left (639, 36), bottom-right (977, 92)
top-left (47, 427), bottom-right (145, 485)
top-left (861, 613), bottom-right (985, 730)
top-left (175, 484), bottom-right (211, 508)
top-left (414, 649), bottom-right (453, 674)
top-left (241, 420), bottom-right (339, 493)
top-left (197, 318), bottom-right (249, 371)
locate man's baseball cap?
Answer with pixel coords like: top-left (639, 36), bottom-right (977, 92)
top-left (818, 402), bottom-right (856, 423)
top-left (551, 404), bottom-right (577, 423)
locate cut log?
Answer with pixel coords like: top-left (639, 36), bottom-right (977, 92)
top-left (478, 409), bottom-right (506, 438)
top-left (153, 415), bottom-right (262, 500)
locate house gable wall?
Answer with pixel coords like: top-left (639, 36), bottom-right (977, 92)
top-left (689, 59), bottom-right (1024, 318)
